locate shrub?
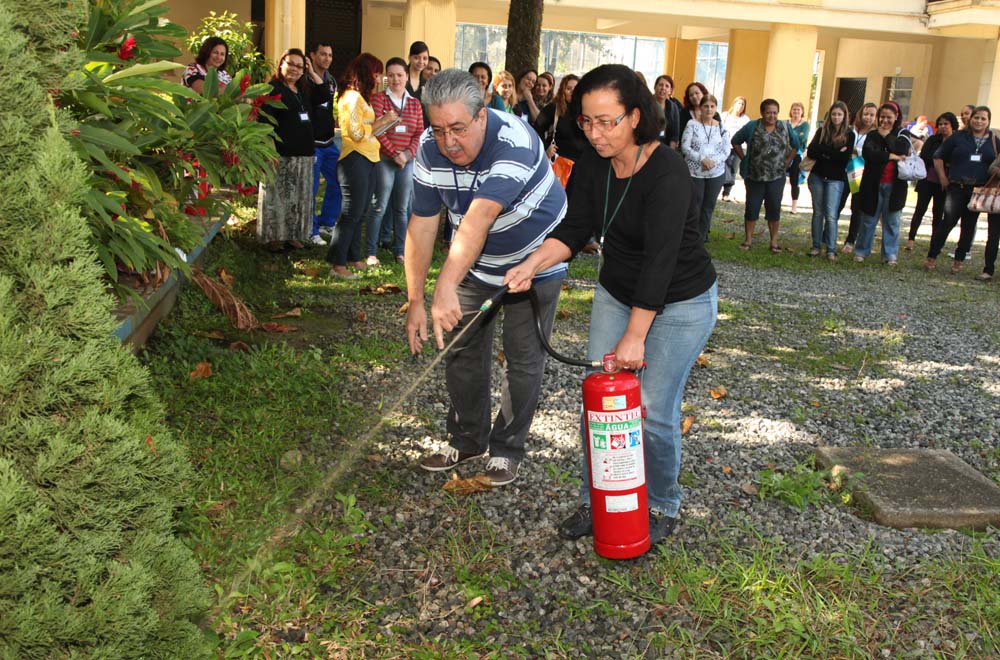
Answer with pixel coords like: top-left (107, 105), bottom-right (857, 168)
top-left (0, 0), bottom-right (209, 655)
top-left (187, 10), bottom-right (273, 84)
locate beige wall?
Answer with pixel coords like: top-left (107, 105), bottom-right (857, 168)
top-left (665, 38), bottom-right (698, 98)
top-left (762, 24), bottom-right (818, 120)
top-left (163, 0), bottom-right (251, 80)
top-left (815, 32), bottom-right (840, 115)
top-left (724, 29), bottom-right (768, 118)
top-left (361, 3), bottom-right (408, 65)
top-left (833, 37), bottom-right (933, 118)
top-left (405, 0), bottom-right (457, 68)
top-left (925, 38), bottom-right (989, 119)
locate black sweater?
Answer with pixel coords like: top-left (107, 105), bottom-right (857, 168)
top-left (548, 144), bottom-right (716, 311)
top-left (857, 129), bottom-right (911, 215)
top-left (264, 79), bottom-right (331, 157)
top-left (533, 103), bottom-right (586, 162)
top-left (805, 130), bottom-right (855, 181)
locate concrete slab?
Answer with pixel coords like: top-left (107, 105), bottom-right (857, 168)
top-left (814, 447), bottom-right (1000, 530)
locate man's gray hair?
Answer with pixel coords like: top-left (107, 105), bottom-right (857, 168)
top-left (422, 68), bottom-right (485, 118)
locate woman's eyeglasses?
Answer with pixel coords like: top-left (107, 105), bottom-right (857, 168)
top-left (576, 112), bottom-right (628, 133)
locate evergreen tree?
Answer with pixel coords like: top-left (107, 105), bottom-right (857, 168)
top-left (0, 0), bottom-right (209, 656)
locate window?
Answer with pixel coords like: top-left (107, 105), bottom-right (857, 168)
top-left (455, 23), bottom-right (665, 89)
top-left (883, 76), bottom-right (913, 121)
top-left (695, 41), bottom-right (728, 105)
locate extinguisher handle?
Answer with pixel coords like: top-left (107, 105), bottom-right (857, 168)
top-left (604, 352), bottom-right (647, 373)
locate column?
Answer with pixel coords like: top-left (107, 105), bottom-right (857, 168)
top-left (405, 0), bottom-right (457, 68)
top-left (725, 29), bottom-right (769, 116)
top-left (761, 23), bottom-right (818, 116)
top-left (264, 0), bottom-right (306, 61)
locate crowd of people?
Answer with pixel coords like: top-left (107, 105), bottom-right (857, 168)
top-left (180, 36), bottom-right (998, 553)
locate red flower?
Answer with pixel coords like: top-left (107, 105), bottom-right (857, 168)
top-left (248, 93), bottom-right (282, 121)
top-left (222, 150), bottom-right (240, 166)
top-left (239, 75), bottom-right (250, 96)
top-left (184, 205), bottom-right (197, 215)
top-left (118, 35), bottom-right (136, 60)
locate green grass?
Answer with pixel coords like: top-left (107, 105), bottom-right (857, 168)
top-left (141, 215), bottom-right (1000, 659)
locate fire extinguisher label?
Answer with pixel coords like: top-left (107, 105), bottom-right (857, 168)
top-left (601, 395), bottom-right (627, 411)
top-left (605, 492), bottom-right (639, 513)
top-left (587, 407), bottom-right (644, 491)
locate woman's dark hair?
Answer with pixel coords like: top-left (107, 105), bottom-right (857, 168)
top-left (554, 73), bottom-right (579, 116)
top-left (428, 55), bottom-right (441, 68)
top-left (573, 64), bottom-right (662, 144)
top-left (340, 52), bottom-right (384, 102)
top-left (468, 61), bottom-right (493, 83)
top-left (877, 102), bottom-right (902, 131)
top-left (517, 69), bottom-right (538, 87)
top-left (935, 112), bottom-right (958, 132)
top-left (760, 98), bottom-right (780, 115)
top-left (963, 105), bottom-right (992, 131)
top-left (683, 82), bottom-right (709, 111)
top-left (408, 41), bottom-right (429, 57)
top-left (196, 36), bottom-right (229, 70)
top-left (272, 49), bottom-right (307, 89)
top-left (385, 56), bottom-right (407, 73)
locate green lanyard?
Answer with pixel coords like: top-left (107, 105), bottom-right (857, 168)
top-left (600, 144), bottom-right (644, 251)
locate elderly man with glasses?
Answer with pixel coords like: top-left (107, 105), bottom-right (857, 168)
top-left (404, 68), bottom-right (568, 487)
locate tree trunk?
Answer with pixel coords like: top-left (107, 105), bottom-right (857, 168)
top-left (504, 0), bottom-right (544, 76)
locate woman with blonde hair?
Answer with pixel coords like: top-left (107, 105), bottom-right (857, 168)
top-left (841, 102), bottom-right (878, 253)
top-left (805, 101), bottom-right (854, 259)
top-left (786, 101), bottom-right (810, 214)
top-left (491, 70), bottom-right (517, 113)
top-left (721, 95), bottom-right (750, 201)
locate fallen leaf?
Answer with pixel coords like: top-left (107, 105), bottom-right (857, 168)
top-left (725, 232), bottom-right (737, 240)
top-left (217, 267), bottom-right (235, 287)
top-left (367, 454), bottom-right (385, 463)
top-left (259, 322), bottom-right (299, 333)
top-left (145, 435), bottom-right (157, 457)
top-left (557, 309), bottom-right (571, 319)
top-left (359, 283), bottom-right (402, 296)
top-left (722, 218), bottom-right (734, 223)
top-left (702, 578), bottom-right (717, 586)
top-left (442, 474), bottom-right (493, 495)
top-left (466, 596), bottom-right (484, 609)
top-left (709, 385), bottom-right (728, 399)
top-left (681, 416), bottom-right (695, 435)
top-left (722, 465), bottom-right (733, 474)
top-left (302, 266), bottom-right (325, 277)
top-left (191, 269), bottom-right (259, 331)
top-left (398, 301), bottom-right (410, 314)
top-left (228, 340), bottom-right (251, 352)
top-left (741, 483), bottom-right (759, 496)
top-left (810, 400), bottom-right (821, 407)
top-left (696, 354), bottom-right (709, 368)
top-left (193, 329), bottom-right (225, 340)
top-left (272, 307), bottom-right (302, 319)
top-left (355, 311), bottom-right (368, 322)
top-left (496, 350), bottom-right (506, 366)
top-left (561, 283), bottom-right (574, 291)
top-left (830, 364), bottom-right (851, 371)
top-left (190, 362), bottom-right (212, 379)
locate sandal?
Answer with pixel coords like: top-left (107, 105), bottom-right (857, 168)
top-left (770, 245), bottom-right (781, 254)
top-left (739, 242), bottom-right (751, 251)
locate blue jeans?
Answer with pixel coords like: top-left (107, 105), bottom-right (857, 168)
top-left (744, 177), bottom-right (784, 222)
top-left (325, 152), bottom-right (377, 266)
top-left (855, 182), bottom-right (901, 261)
top-left (312, 141), bottom-right (342, 236)
top-left (366, 157), bottom-right (413, 258)
top-left (807, 174), bottom-right (844, 254)
top-left (578, 281), bottom-right (718, 517)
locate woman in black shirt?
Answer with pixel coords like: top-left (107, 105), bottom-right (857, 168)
top-left (258, 49), bottom-right (329, 250)
top-left (506, 64), bottom-right (717, 549)
top-left (904, 112), bottom-right (957, 251)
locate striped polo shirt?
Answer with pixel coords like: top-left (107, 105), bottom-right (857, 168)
top-left (412, 109), bottom-right (568, 286)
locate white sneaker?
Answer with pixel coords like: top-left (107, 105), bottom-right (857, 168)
top-left (365, 255), bottom-right (381, 267)
top-left (308, 234), bottom-right (327, 246)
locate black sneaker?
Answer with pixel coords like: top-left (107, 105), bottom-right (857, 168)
top-left (484, 456), bottom-right (519, 486)
top-left (557, 504), bottom-right (592, 540)
top-left (649, 510), bottom-right (678, 545)
top-left (419, 446), bottom-right (486, 472)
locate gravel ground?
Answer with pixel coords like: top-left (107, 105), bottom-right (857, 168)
top-left (321, 246), bottom-right (1000, 657)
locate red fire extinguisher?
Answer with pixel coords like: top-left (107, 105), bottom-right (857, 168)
top-left (581, 353), bottom-right (650, 559)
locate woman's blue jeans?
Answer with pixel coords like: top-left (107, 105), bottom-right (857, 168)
top-left (855, 182), bottom-right (901, 260)
top-left (366, 157), bottom-right (414, 258)
top-left (577, 281), bottom-right (718, 517)
top-left (807, 174), bottom-right (844, 254)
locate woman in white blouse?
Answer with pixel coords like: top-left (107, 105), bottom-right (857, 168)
top-left (681, 94), bottom-right (731, 242)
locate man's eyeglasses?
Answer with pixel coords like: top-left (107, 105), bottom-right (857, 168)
top-left (430, 115), bottom-right (480, 140)
top-left (576, 111), bottom-right (628, 133)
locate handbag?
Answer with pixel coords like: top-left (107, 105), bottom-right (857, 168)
top-left (896, 134), bottom-right (926, 181)
top-left (968, 173), bottom-right (1000, 213)
top-left (551, 155), bottom-right (574, 188)
top-left (846, 155), bottom-right (864, 194)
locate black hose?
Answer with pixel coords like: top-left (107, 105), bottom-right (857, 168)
top-left (526, 288), bottom-right (600, 368)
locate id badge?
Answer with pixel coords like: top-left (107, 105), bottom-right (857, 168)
top-left (394, 124), bottom-right (407, 133)
top-left (299, 112), bottom-right (310, 122)
top-left (970, 154), bottom-right (982, 162)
